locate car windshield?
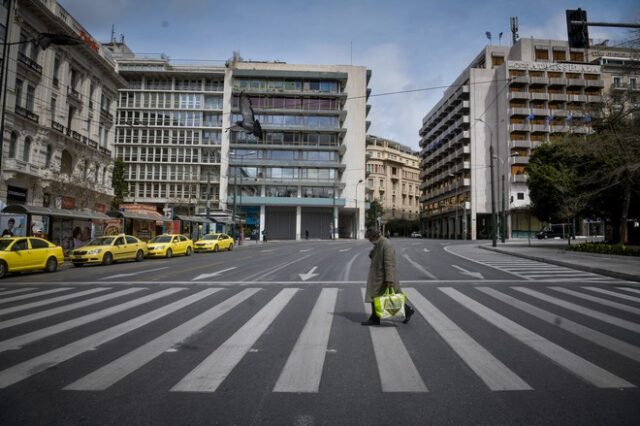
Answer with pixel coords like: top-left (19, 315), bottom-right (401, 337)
top-left (150, 236), bottom-right (172, 243)
top-left (0, 239), bottom-right (13, 251)
top-left (202, 235), bottom-right (219, 240)
top-left (87, 237), bottom-right (115, 246)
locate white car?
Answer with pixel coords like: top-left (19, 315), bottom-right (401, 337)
top-left (410, 232), bottom-right (423, 238)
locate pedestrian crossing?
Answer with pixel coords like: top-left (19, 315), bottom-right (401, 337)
top-left (0, 284), bottom-right (638, 393)
top-left (446, 245), bottom-right (609, 281)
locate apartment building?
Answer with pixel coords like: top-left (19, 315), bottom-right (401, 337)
top-left (419, 38), bottom-right (603, 240)
top-left (365, 135), bottom-right (421, 222)
top-left (108, 49), bottom-right (371, 239)
top-left (0, 0), bottom-right (124, 245)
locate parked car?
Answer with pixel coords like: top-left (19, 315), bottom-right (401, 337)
top-left (194, 233), bottom-right (235, 252)
top-left (410, 231), bottom-right (423, 238)
top-left (146, 234), bottom-right (194, 258)
top-left (535, 224), bottom-right (575, 240)
top-left (69, 234), bottom-right (147, 266)
top-left (0, 237), bottom-right (64, 278)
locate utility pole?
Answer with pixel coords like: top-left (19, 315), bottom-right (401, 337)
top-left (490, 145), bottom-right (497, 247)
top-left (206, 171), bottom-right (211, 234)
top-left (501, 174), bottom-right (506, 243)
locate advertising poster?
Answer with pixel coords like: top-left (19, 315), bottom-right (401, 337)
top-left (0, 214), bottom-right (26, 237)
top-left (71, 220), bottom-right (93, 249)
top-left (30, 215), bottom-right (49, 238)
top-left (103, 219), bottom-right (123, 236)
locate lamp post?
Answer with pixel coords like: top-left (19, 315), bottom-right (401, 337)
top-left (476, 118), bottom-right (497, 247)
top-left (0, 30), bottom-right (82, 174)
top-left (355, 178), bottom-right (363, 239)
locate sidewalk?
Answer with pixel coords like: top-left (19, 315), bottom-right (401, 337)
top-left (481, 239), bottom-right (640, 283)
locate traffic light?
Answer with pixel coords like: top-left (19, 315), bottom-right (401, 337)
top-left (566, 8), bottom-right (589, 49)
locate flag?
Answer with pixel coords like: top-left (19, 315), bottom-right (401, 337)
top-left (485, 31), bottom-right (492, 41)
top-left (526, 113), bottom-right (535, 121)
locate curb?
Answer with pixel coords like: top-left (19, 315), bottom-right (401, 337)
top-left (481, 246), bottom-right (640, 283)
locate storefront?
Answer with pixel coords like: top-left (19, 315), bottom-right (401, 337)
top-left (1, 204), bottom-right (111, 254)
top-left (172, 215), bottom-right (213, 241)
top-left (107, 206), bottom-right (168, 242)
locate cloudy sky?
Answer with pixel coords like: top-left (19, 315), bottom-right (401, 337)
top-left (59, 0), bottom-right (638, 150)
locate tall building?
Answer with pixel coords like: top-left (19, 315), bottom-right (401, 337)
top-left (419, 38), bottom-right (603, 240)
top-left (0, 0), bottom-right (124, 247)
top-left (365, 135), bottom-right (421, 223)
top-left (108, 49), bottom-right (371, 240)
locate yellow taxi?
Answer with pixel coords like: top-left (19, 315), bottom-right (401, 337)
top-left (0, 237), bottom-right (64, 278)
top-left (69, 234), bottom-right (147, 267)
top-left (146, 234), bottom-right (194, 258)
top-left (194, 233), bottom-right (235, 253)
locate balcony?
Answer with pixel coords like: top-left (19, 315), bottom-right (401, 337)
top-left (530, 124), bottom-right (548, 133)
top-left (509, 107), bottom-right (530, 116)
top-left (531, 108), bottom-right (549, 116)
top-left (2, 158), bottom-right (41, 177)
top-left (509, 156), bottom-right (530, 165)
top-left (508, 91), bottom-right (530, 100)
top-left (52, 120), bottom-right (65, 133)
top-left (587, 95), bottom-right (602, 103)
top-left (511, 174), bottom-right (528, 183)
top-left (17, 52), bottom-right (43, 77)
top-left (529, 77), bottom-right (548, 86)
top-left (566, 79), bottom-right (585, 87)
top-left (529, 92), bottom-right (549, 101)
top-left (508, 123), bottom-right (529, 132)
top-left (510, 76), bottom-right (529, 85)
top-left (67, 86), bottom-right (83, 104)
top-left (548, 78), bottom-right (567, 86)
top-left (549, 93), bottom-right (567, 102)
top-left (567, 94), bottom-right (587, 103)
top-left (100, 108), bottom-right (114, 123)
top-left (509, 139), bottom-right (531, 149)
top-left (585, 79), bottom-right (604, 88)
top-left (14, 105), bottom-right (39, 123)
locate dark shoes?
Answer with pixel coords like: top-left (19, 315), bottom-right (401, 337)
top-left (361, 315), bottom-right (380, 326)
top-left (403, 305), bottom-right (415, 324)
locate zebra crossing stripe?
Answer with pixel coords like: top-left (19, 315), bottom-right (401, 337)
top-left (617, 287), bottom-right (640, 295)
top-left (172, 288), bottom-right (299, 393)
top-left (0, 287), bottom-right (111, 317)
top-left (0, 288), bottom-right (220, 389)
top-left (513, 287), bottom-right (640, 334)
top-left (0, 288), bottom-right (186, 352)
top-left (0, 288), bottom-right (37, 296)
top-left (404, 288), bottom-right (531, 391)
top-left (441, 287), bottom-right (635, 388)
top-left (0, 288), bottom-right (71, 305)
top-left (583, 287), bottom-right (640, 303)
top-left (274, 288), bottom-right (338, 393)
top-left (65, 288), bottom-right (258, 391)
top-left (0, 288), bottom-right (145, 331)
top-left (361, 289), bottom-right (428, 393)
top-left (478, 287), bottom-right (640, 363)
top-left (550, 287), bottom-right (640, 315)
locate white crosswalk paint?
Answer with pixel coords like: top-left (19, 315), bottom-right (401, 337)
top-left (0, 288), bottom-right (71, 305)
top-left (404, 288), bottom-right (531, 391)
top-left (0, 288), bottom-right (185, 352)
top-left (478, 287), bottom-right (640, 363)
top-left (441, 287), bottom-right (635, 389)
top-left (0, 287), bottom-right (110, 317)
top-left (550, 287), bottom-right (640, 315)
top-left (361, 289), bottom-right (428, 393)
top-left (274, 288), bottom-right (338, 393)
top-left (0, 288), bottom-right (220, 389)
top-left (617, 287), bottom-right (640, 295)
top-left (583, 287), bottom-right (640, 303)
top-left (0, 288), bottom-right (145, 331)
top-left (65, 288), bottom-right (258, 391)
top-left (513, 287), bottom-right (640, 334)
top-left (172, 288), bottom-right (299, 393)
top-left (0, 288), bottom-right (37, 296)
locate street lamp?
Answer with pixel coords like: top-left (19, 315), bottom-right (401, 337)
top-left (355, 178), bottom-right (363, 239)
top-left (476, 118), bottom-right (497, 247)
top-left (230, 150), bottom-right (256, 244)
top-left (0, 32), bottom-right (83, 173)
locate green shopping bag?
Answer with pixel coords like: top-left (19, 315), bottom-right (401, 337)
top-left (373, 288), bottom-right (406, 320)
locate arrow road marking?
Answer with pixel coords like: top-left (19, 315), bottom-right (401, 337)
top-left (403, 254), bottom-right (437, 280)
top-left (101, 267), bottom-right (169, 281)
top-left (300, 249), bottom-right (313, 253)
top-left (452, 265), bottom-right (484, 280)
top-left (299, 266), bottom-right (319, 281)
top-left (192, 267), bottom-right (237, 281)
top-left (423, 248), bottom-right (430, 253)
top-left (339, 248), bottom-right (351, 252)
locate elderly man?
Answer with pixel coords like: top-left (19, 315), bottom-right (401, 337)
top-left (362, 227), bottom-right (415, 326)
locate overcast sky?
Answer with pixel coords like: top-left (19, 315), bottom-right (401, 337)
top-left (59, 0), bottom-right (638, 150)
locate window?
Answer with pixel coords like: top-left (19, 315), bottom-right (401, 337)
top-left (630, 77), bottom-right (637, 90)
top-left (613, 76), bottom-right (621, 88)
top-left (534, 49), bottom-right (549, 61)
top-left (53, 56), bottom-right (60, 87)
top-left (569, 51), bottom-right (584, 62)
top-left (15, 78), bottom-right (23, 107)
top-left (23, 138), bottom-right (31, 162)
top-left (30, 239), bottom-right (49, 249)
top-left (45, 145), bottom-right (53, 168)
top-left (26, 85), bottom-right (35, 111)
top-left (12, 239), bottom-right (28, 251)
top-left (517, 192), bottom-right (525, 200)
top-left (51, 96), bottom-right (57, 120)
top-left (114, 237), bottom-right (125, 245)
top-left (126, 236), bottom-right (138, 244)
top-left (552, 50), bottom-right (566, 61)
top-left (8, 132), bottom-right (17, 158)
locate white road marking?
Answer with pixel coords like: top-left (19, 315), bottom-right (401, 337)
top-left (172, 288), bottom-right (299, 392)
top-left (299, 266), bottom-right (319, 281)
top-left (361, 289), bottom-right (428, 393)
top-left (617, 287), bottom-right (640, 295)
top-left (274, 288), bottom-right (338, 392)
top-left (299, 249), bottom-right (313, 253)
top-left (550, 287), bottom-right (640, 315)
top-left (341, 253), bottom-right (360, 282)
top-left (451, 265), bottom-right (484, 280)
top-left (583, 287), bottom-right (640, 303)
top-left (402, 254), bottom-right (437, 280)
top-left (100, 267), bottom-right (169, 280)
top-left (241, 255), bottom-right (311, 282)
top-left (405, 288), bottom-right (530, 391)
top-left (423, 248), bottom-right (430, 253)
top-left (0, 288), bottom-right (71, 305)
top-left (0, 287), bottom-right (110, 317)
top-left (478, 287), bottom-right (640, 363)
top-left (65, 289), bottom-right (259, 391)
top-left (0, 288), bottom-right (38, 296)
top-left (192, 267), bottom-right (237, 281)
top-left (339, 248), bottom-right (351, 252)
top-left (0, 288), bottom-right (186, 352)
top-left (0, 289), bottom-right (219, 389)
top-left (441, 287), bottom-right (635, 388)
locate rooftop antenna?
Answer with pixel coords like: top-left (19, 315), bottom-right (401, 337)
top-left (498, 32), bottom-right (503, 46)
top-left (111, 24), bottom-right (115, 44)
top-left (120, 33), bottom-right (124, 44)
top-left (510, 16), bottom-right (519, 45)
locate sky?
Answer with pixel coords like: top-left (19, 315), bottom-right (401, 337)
top-left (59, 0), bottom-right (639, 151)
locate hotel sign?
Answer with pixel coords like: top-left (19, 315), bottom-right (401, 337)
top-left (508, 61), bottom-right (600, 73)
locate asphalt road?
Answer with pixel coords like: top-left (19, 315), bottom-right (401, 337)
top-left (0, 238), bottom-right (638, 425)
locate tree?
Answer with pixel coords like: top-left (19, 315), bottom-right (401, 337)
top-left (111, 158), bottom-right (128, 210)
top-left (365, 199), bottom-right (383, 229)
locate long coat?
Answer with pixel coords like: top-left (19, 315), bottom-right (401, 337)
top-left (365, 236), bottom-right (399, 302)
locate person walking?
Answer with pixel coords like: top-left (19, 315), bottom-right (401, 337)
top-left (262, 229), bottom-right (267, 243)
top-left (361, 227), bottom-right (415, 326)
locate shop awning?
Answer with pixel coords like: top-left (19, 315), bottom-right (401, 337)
top-left (174, 215), bottom-right (213, 224)
top-left (107, 210), bottom-right (168, 221)
top-left (210, 216), bottom-right (235, 225)
top-left (2, 204), bottom-right (110, 220)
